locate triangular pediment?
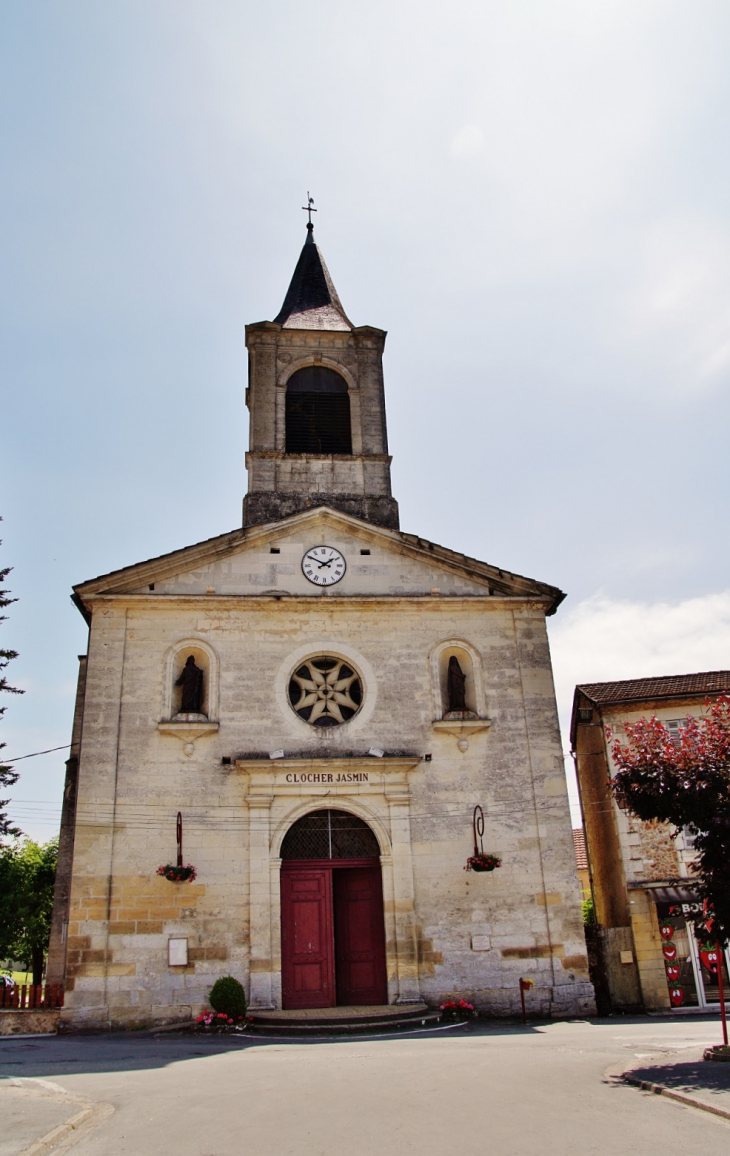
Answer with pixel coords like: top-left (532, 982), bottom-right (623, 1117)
top-left (73, 507), bottom-right (564, 616)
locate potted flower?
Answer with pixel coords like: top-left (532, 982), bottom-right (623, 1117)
top-left (157, 863), bottom-right (198, 883)
top-left (465, 853), bottom-right (501, 873)
top-left (440, 999), bottom-right (476, 1021)
top-left (195, 1011), bottom-right (250, 1033)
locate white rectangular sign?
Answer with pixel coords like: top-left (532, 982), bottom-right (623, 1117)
top-left (168, 938), bottom-right (188, 967)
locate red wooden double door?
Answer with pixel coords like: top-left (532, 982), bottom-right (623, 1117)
top-left (281, 859), bottom-right (387, 1009)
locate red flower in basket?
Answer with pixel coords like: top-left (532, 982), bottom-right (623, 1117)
top-left (157, 863), bottom-right (197, 883)
top-left (465, 854), bottom-right (501, 873)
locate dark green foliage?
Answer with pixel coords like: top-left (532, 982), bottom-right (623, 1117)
top-left (0, 525), bottom-right (24, 843)
top-left (0, 839), bottom-right (58, 984)
top-left (581, 895), bottom-right (595, 925)
top-left (209, 975), bottom-right (247, 1019)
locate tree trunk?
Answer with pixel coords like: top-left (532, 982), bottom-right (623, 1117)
top-left (31, 944), bottom-right (44, 989)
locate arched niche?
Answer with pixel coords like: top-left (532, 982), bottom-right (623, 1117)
top-left (161, 639), bottom-right (220, 722)
top-left (285, 365), bottom-right (353, 454)
top-left (430, 639), bottom-right (486, 720)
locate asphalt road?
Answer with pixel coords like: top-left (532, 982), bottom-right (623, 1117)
top-left (1, 1016), bottom-right (728, 1155)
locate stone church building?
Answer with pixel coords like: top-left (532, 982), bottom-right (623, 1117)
top-left (48, 221), bottom-right (594, 1029)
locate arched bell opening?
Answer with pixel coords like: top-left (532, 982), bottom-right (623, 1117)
top-left (280, 809), bottom-right (387, 1010)
top-left (285, 365), bottom-right (353, 454)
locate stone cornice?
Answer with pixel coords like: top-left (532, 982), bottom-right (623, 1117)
top-left (234, 755), bottom-right (421, 771)
top-left (233, 755), bottom-right (422, 797)
top-left (245, 451), bottom-right (392, 464)
top-left (82, 592), bottom-right (552, 610)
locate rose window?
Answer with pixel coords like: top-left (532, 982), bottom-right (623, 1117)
top-left (288, 656), bottom-right (363, 727)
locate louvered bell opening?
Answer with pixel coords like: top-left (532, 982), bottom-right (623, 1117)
top-left (285, 366), bottom-right (352, 455)
top-left (280, 809), bottom-right (380, 860)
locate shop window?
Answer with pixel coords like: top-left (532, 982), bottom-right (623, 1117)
top-left (656, 901), bottom-right (730, 1009)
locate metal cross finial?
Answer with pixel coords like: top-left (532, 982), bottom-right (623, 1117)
top-left (301, 191), bottom-right (317, 227)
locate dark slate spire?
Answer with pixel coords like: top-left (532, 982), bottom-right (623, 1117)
top-left (273, 223), bottom-right (353, 330)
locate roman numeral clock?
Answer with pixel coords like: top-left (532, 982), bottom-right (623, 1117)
top-left (301, 545), bottom-right (346, 586)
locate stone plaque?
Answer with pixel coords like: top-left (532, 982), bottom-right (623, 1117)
top-left (471, 935), bottom-right (491, 952)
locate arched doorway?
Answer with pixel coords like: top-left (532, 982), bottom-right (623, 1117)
top-left (280, 809), bottom-right (388, 1009)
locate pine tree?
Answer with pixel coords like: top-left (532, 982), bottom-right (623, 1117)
top-left (0, 523), bottom-right (23, 843)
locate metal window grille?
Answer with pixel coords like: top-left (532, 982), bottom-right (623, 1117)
top-left (280, 809), bottom-right (380, 860)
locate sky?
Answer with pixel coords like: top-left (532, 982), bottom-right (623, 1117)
top-left (3, 0), bottom-right (730, 838)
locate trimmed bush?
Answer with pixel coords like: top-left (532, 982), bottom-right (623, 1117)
top-left (209, 976), bottom-right (247, 1019)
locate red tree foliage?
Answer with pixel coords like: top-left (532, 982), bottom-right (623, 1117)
top-left (609, 695), bottom-right (730, 947)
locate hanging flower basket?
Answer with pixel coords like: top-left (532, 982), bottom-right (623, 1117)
top-left (465, 853), bottom-right (501, 873)
top-left (440, 999), bottom-right (476, 1020)
top-left (157, 863), bottom-right (198, 883)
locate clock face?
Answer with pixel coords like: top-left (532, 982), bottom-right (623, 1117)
top-left (301, 545), bottom-right (346, 587)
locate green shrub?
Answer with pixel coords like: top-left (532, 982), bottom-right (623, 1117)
top-left (209, 976), bottom-right (247, 1019)
top-left (582, 895), bottom-right (595, 925)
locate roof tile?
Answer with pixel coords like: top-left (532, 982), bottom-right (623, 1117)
top-left (577, 671), bottom-right (730, 705)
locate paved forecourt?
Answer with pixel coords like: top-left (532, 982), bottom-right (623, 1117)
top-left (1, 1016), bottom-right (728, 1155)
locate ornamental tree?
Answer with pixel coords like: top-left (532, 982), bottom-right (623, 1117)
top-left (0, 838), bottom-right (58, 985)
top-left (609, 694), bottom-right (730, 947)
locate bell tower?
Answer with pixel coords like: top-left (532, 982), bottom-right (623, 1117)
top-left (243, 219), bottom-right (399, 530)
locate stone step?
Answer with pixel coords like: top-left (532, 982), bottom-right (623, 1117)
top-left (250, 1003), bottom-right (440, 1035)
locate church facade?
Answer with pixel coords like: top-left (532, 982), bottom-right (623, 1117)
top-left (48, 221), bottom-right (595, 1028)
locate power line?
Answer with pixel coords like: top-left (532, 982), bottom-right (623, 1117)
top-left (4, 744), bottom-right (70, 762)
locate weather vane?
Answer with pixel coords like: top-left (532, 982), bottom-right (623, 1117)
top-left (302, 191), bottom-right (317, 227)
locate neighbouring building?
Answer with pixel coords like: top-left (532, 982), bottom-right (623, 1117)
top-left (572, 671), bottom-right (730, 1013)
top-left (47, 219), bottom-right (594, 1029)
top-left (572, 829), bottom-right (590, 898)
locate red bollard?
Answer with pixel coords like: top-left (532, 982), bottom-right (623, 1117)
top-left (519, 977), bottom-right (534, 1024)
top-left (716, 941), bottom-right (728, 1048)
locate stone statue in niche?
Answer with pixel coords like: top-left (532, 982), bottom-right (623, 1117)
top-left (444, 655), bottom-right (477, 720)
top-left (447, 656), bottom-right (467, 711)
top-left (176, 656), bottom-right (205, 716)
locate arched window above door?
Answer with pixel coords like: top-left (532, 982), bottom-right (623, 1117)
top-left (285, 366), bottom-right (353, 454)
top-left (280, 809), bottom-right (380, 860)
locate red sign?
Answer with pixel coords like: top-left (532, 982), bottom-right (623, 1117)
top-left (659, 924), bottom-right (674, 942)
top-left (669, 986), bottom-right (685, 1007)
top-left (700, 948), bottom-right (720, 974)
top-left (662, 943), bottom-right (678, 962)
top-left (665, 963), bottom-right (681, 982)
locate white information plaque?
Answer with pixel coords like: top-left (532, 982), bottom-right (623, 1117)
top-left (168, 937), bottom-right (188, 967)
